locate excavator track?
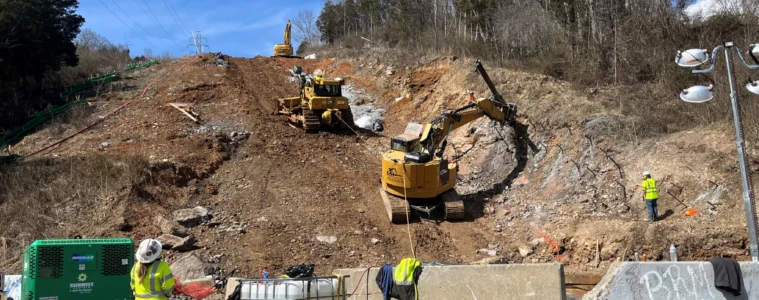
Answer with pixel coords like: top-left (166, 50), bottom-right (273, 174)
top-left (302, 106), bottom-right (321, 133)
top-left (379, 188), bottom-right (411, 224)
top-left (340, 109), bottom-right (356, 129)
top-left (379, 188), bottom-right (466, 223)
top-left (440, 190), bottom-right (465, 221)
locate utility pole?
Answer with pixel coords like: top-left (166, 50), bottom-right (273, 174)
top-left (188, 30), bottom-right (210, 55)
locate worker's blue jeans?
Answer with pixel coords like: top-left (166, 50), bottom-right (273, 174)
top-left (645, 199), bottom-right (658, 221)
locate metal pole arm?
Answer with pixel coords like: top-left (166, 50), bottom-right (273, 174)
top-left (692, 45), bottom-right (724, 74)
top-left (732, 46), bottom-right (759, 69)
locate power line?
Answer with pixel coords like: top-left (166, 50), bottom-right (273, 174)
top-left (163, 0), bottom-right (190, 35)
top-left (138, 0), bottom-right (185, 52)
top-left (110, 0), bottom-right (166, 47)
top-left (98, 0), bottom-right (159, 51)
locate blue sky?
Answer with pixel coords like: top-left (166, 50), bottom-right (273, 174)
top-left (76, 0), bottom-right (325, 58)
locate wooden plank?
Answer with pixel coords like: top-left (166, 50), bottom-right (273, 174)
top-left (168, 103), bottom-right (199, 123)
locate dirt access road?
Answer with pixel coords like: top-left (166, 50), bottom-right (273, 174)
top-left (166, 56), bottom-right (499, 277)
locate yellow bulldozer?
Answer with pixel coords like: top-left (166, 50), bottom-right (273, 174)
top-left (273, 20), bottom-right (294, 57)
top-left (380, 60), bottom-right (526, 223)
top-left (276, 67), bottom-right (355, 132)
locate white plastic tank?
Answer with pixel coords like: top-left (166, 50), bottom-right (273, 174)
top-left (239, 278), bottom-right (340, 299)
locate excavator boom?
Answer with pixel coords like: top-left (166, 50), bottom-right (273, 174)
top-left (273, 20), bottom-right (294, 57)
top-left (379, 60), bottom-right (524, 223)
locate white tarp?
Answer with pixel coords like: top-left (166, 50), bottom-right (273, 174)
top-left (4, 275), bottom-right (21, 300)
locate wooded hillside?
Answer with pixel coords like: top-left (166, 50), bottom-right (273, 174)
top-left (311, 0), bottom-right (759, 139)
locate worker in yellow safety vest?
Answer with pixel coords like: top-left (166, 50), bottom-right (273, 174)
top-left (641, 171), bottom-right (659, 221)
top-left (130, 239), bottom-right (175, 299)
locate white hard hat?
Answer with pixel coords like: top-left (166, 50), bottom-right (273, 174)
top-left (643, 171), bottom-right (650, 176)
top-left (135, 239), bottom-right (162, 264)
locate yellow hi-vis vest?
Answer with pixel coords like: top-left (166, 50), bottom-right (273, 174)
top-left (130, 260), bottom-right (175, 300)
top-left (642, 178), bottom-right (658, 200)
top-left (394, 258), bottom-right (422, 300)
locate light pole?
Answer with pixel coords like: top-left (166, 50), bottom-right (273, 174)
top-left (675, 42), bottom-right (759, 261)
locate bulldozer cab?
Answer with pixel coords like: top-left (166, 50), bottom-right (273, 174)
top-left (313, 83), bottom-right (342, 97)
top-left (306, 76), bottom-right (345, 98)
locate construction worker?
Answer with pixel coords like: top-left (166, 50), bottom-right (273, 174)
top-left (465, 91), bottom-right (475, 104)
top-left (641, 171), bottom-right (659, 221)
top-left (131, 239), bottom-right (175, 299)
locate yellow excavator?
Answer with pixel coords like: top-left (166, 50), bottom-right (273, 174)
top-left (380, 60), bottom-right (521, 223)
top-left (276, 67), bottom-right (355, 132)
top-left (273, 20), bottom-right (294, 57)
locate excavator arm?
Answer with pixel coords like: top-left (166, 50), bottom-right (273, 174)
top-left (417, 59), bottom-right (518, 158)
top-left (284, 21), bottom-right (291, 46)
top-left (419, 98), bottom-right (513, 157)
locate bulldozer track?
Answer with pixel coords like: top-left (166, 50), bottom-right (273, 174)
top-left (303, 106), bottom-right (321, 132)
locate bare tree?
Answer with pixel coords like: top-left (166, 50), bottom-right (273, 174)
top-left (294, 10), bottom-right (322, 46)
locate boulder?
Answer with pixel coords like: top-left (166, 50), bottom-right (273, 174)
top-left (518, 244), bottom-right (534, 258)
top-left (170, 253), bottom-right (219, 282)
top-left (477, 249), bottom-right (499, 257)
top-left (174, 206), bottom-right (210, 228)
top-left (316, 235), bottom-right (338, 244)
top-left (157, 216), bottom-right (191, 237)
top-left (156, 234), bottom-right (196, 252)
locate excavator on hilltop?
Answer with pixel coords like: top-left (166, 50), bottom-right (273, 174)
top-left (380, 60), bottom-right (530, 223)
top-left (276, 67), bottom-right (355, 132)
top-left (273, 20), bottom-right (294, 57)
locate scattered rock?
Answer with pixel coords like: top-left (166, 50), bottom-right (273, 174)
top-left (354, 97), bottom-right (371, 106)
top-left (157, 234), bottom-right (196, 252)
top-left (256, 216), bottom-right (268, 222)
top-left (316, 235), bottom-right (338, 244)
top-left (518, 244), bottom-right (534, 258)
top-left (530, 237), bottom-right (545, 246)
top-left (386, 66), bottom-right (395, 76)
top-left (353, 230), bottom-right (363, 235)
top-left (157, 216), bottom-right (191, 237)
top-left (170, 253), bottom-right (219, 282)
top-left (225, 223), bottom-right (247, 234)
top-left (477, 256), bottom-right (507, 264)
top-left (174, 206), bottom-right (211, 228)
top-left (477, 249), bottom-right (498, 256)
top-left (371, 238), bottom-right (381, 245)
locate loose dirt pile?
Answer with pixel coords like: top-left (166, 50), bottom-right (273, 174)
top-left (0, 52), bottom-right (755, 286)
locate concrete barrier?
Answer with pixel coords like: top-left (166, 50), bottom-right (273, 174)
top-left (334, 263), bottom-right (566, 300)
top-left (584, 262), bottom-right (759, 300)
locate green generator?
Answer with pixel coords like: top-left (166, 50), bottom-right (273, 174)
top-left (22, 238), bottom-right (134, 300)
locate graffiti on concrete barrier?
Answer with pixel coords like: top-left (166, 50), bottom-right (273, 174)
top-left (639, 263), bottom-right (716, 300)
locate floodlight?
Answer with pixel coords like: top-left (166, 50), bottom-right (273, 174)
top-left (675, 49), bottom-right (709, 68)
top-left (679, 85), bottom-right (713, 103)
top-left (747, 81), bottom-right (759, 95)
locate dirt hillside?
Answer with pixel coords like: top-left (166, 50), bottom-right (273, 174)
top-left (0, 53), bottom-right (754, 283)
